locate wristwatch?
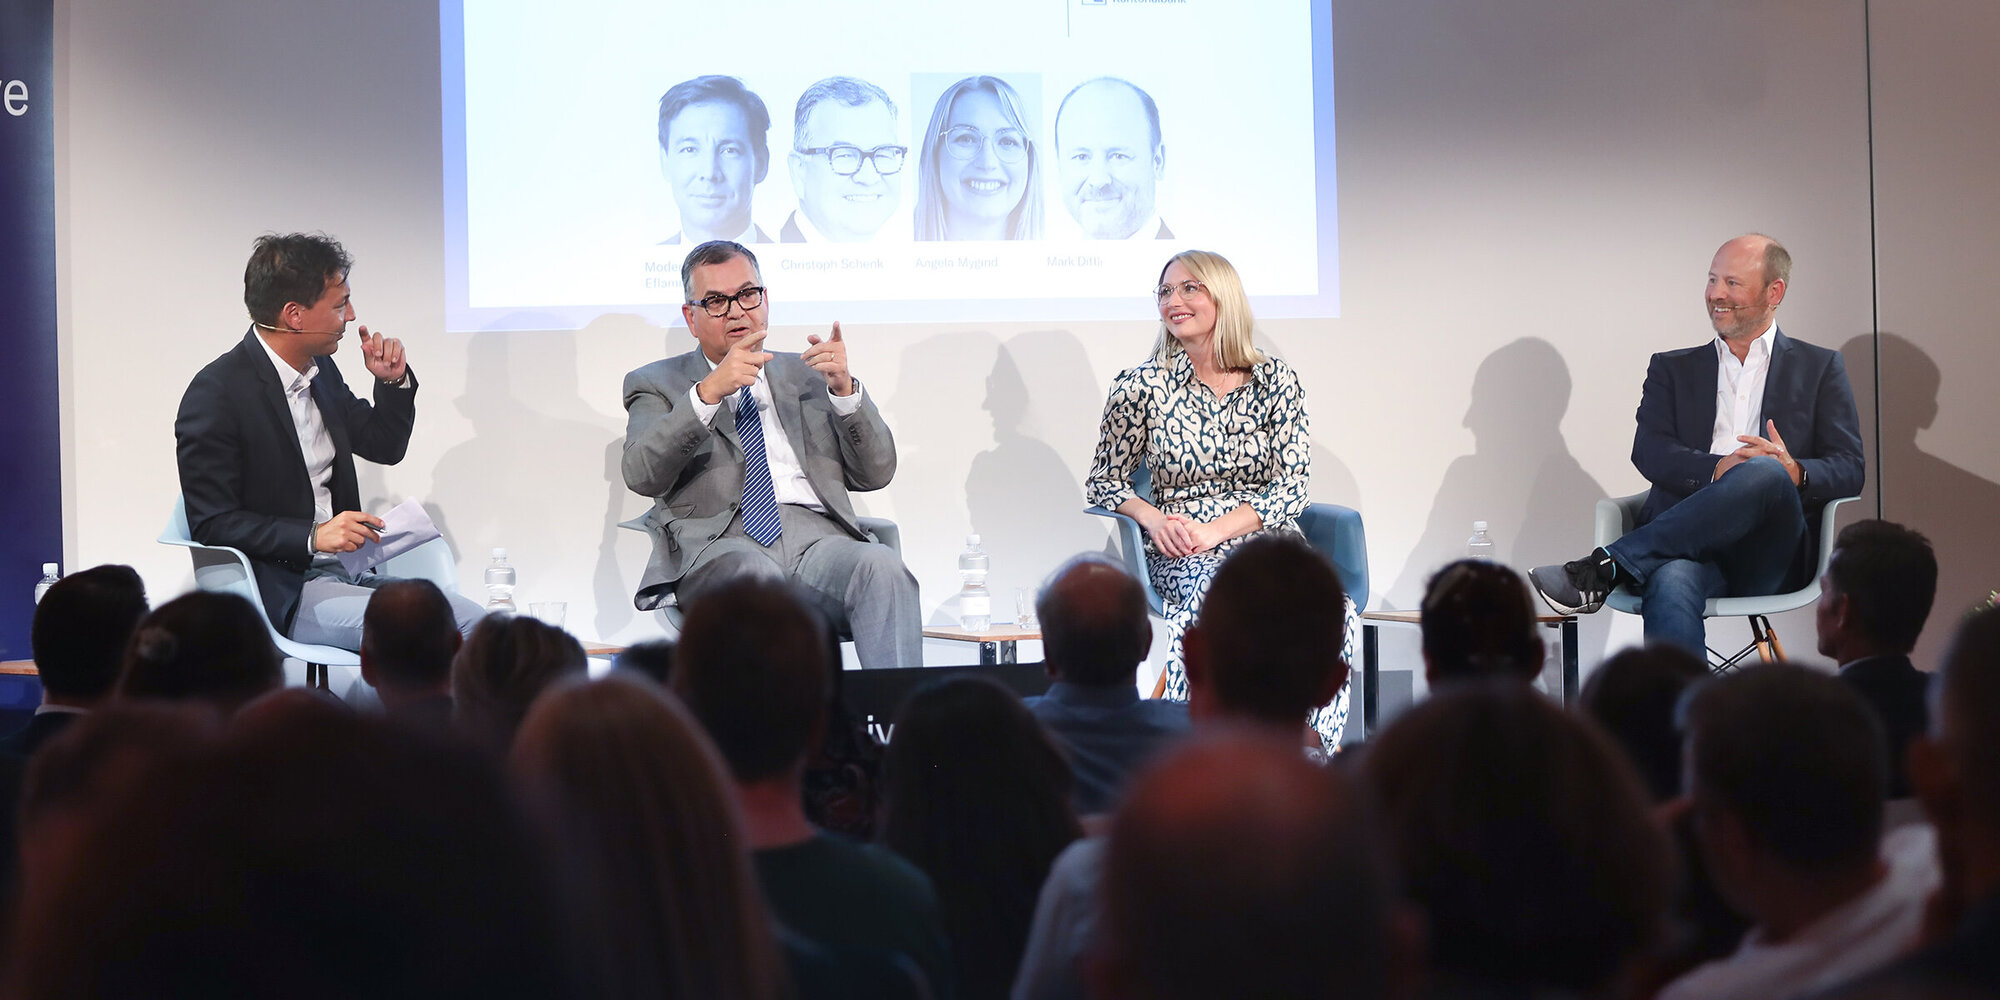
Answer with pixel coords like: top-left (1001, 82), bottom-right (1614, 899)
top-left (1796, 464), bottom-right (1811, 493)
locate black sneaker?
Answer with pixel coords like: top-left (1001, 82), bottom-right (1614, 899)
top-left (1528, 549), bottom-right (1618, 615)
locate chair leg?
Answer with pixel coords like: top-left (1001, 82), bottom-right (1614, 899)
top-left (306, 662), bottom-right (330, 692)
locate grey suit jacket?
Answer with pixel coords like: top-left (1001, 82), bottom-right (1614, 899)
top-left (621, 349), bottom-right (896, 610)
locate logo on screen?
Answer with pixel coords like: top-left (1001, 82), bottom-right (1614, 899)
top-left (1080, 0), bottom-right (1106, 5)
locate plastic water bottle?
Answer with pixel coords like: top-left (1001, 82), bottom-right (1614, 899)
top-left (484, 548), bottom-right (517, 612)
top-left (958, 534), bottom-right (991, 632)
top-left (1466, 521), bottom-right (1496, 561)
top-left (33, 564), bottom-right (59, 604)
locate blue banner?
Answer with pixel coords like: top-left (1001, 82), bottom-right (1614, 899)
top-left (0, 0), bottom-right (62, 661)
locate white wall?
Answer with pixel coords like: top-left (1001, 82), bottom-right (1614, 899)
top-left (58, 0), bottom-right (1996, 689)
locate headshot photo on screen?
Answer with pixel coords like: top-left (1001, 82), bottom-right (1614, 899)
top-left (1055, 77), bottom-right (1171, 240)
top-left (914, 74), bottom-right (1044, 242)
top-left (657, 74), bottom-right (773, 245)
top-left (783, 77), bottom-right (907, 243)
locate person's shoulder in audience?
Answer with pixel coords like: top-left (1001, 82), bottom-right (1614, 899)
top-left (754, 831), bottom-right (951, 995)
top-left (1010, 835), bottom-right (1105, 1000)
top-left (0, 712), bottom-right (82, 760)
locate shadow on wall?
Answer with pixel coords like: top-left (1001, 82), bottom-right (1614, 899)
top-left (424, 319), bottom-right (635, 638)
top-left (966, 331), bottom-right (1112, 613)
top-left (1844, 332), bottom-right (2000, 668)
top-left (1385, 337), bottom-right (1611, 661)
top-left (889, 331), bottom-right (1001, 626)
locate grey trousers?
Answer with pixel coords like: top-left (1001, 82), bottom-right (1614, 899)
top-left (291, 566), bottom-right (485, 651)
top-left (675, 503), bottom-right (922, 669)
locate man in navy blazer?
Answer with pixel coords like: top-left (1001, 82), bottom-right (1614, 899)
top-left (176, 234), bottom-right (480, 651)
top-left (1532, 235), bottom-right (1864, 654)
top-left (1816, 520), bottom-right (1936, 799)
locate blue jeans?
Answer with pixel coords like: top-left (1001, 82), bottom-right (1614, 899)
top-left (1604, 457), bottom-right (1806, 656)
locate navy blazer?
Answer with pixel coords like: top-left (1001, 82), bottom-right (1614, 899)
top-left (1630, 329), bottom-right (1864, 584)
top-left (175, 329), bottom-right (417, 630)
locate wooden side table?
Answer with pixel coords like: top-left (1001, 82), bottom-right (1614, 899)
top-left (1359, 610), bottom-right (1579, 738)
top-left (922, 623), bottom-right (1041, 665)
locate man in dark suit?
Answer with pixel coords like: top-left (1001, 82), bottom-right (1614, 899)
top-left (1816, 520), bottom-right (1936, 799)
top-left (621, 240), bottom-right (919, 668)
top-left (175, 233), bottom-right (480, 652)
top-left (1531, 234), bottom-right (1864, 654)
top-left (658, 75), bottom-right (775, 246)
top-left (1054, 78), bottom-right (1174, 240)
top-left (0, 564), bottom-right (147, 760)
top-left (782, 77), bottom-right (905, 244)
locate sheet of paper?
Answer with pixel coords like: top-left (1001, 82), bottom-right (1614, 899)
top-left (335, 498), bottom-right (444, 577)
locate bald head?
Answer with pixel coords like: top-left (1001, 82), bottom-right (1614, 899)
top-left (1097, 731), bottom-right (1398, 1000)
top-left (1037, 554), bottom-right (1151, 686)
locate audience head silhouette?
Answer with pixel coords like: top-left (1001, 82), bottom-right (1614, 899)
top-left (1036, 553), bottom-right (1151, 686)
top-left (1579, 643), bottom-right (1709, 802)
top-left (5, 708), bottom-right (584, 997)
top-left (671, 576), bottom-right (830, 783)
top-left (450, 613), bottom-right (587, 754)
top-left (360, 578), bottom-right (462, 696)
top-left (1095, 730), bottom-right (1407, 1000)
top-left (1364, 681), bottom-right (1671, 995)
top-left (1183, 534), bottom-right (1348, 728)
top-left (511, 673), bottom-right (785, 1000)
top-left (31, 563), bottom-right (148, 705)
top-left (1420, 558), bottom-right (1545, 685)
top-left (115, 591), bottom-right (282, 713)
top-left (1819, 519), bottom-right (1938, 661)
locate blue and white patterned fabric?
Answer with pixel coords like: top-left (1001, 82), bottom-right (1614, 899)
top-left (1086, 348), bottom-right (1346, 747)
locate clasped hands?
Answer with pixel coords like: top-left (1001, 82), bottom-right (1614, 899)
top-left (1713, 418), bottom-right (1803, 485)
top-left (1148, 511), bottom-right (1226, 558)
top-left (697, 322), bottom-right (855, 405)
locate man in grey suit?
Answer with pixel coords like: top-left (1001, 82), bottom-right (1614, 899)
top-left (621, 240), bottom-right (920, 668)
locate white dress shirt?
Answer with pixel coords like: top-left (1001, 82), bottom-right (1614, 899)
top-left (1710, 322), bottom-right (1778, 455)
top-left (686, 354), bottom-right (866, 511)
top-left (254, 332), bottom-right (336, 538)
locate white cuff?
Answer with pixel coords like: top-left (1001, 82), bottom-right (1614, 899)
top-left (687, 384), bottom-right (723, 426)
top-left (828, 379), bottom-right (865, 416)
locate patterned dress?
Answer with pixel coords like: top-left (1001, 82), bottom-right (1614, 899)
top-left (1085, 349), bottom-right (1352, 749)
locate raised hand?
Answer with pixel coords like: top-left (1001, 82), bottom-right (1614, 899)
top-left (802, 321), bottom-right (855, 396)
top-left (697, 329), bottom-right (773, 405)
top-left (358, 326), bottom-right (407, 383)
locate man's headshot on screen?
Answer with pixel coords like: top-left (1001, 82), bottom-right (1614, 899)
top-left (1055, 78), bottom-right (1170, 240)
top-left (657, 75), bottom-right (772, 245)
top-left (784, 77), bottom-right (905, 243)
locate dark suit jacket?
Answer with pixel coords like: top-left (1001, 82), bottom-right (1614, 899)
top-left (1840, 654), bottom-right (1930, 798)
top-left (1630, 329), bottom-right (1864, 585)
top-left (620, 351), bottom-right (896, 610)
top-left (0, 711), bottom-right (78, 760)
top-left (780, 212), bottom-right (808, 243)
top-left (175, 329), bottom-right (417, 630)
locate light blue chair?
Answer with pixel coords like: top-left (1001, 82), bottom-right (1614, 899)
top-left (160, 495), bottom-right (463, 692)
top-left (1595, 490), bottom-right (1858, 670)
top-left (1085, 464), bottom-right (1370, 696)
top-left (617, 513), bottom-right (902, 631)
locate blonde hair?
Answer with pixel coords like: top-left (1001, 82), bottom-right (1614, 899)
top-left (1152, 249), bottom-right (1264, 370)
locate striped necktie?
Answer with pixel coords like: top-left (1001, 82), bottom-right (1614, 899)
top-left (734, 386), bottom-right (782, 546)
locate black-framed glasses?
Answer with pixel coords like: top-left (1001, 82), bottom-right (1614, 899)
top-left (939, 125), bottom-right (1028, 164)
top-left (798, 144), bottom-right (908, 176)
top-left (690, 286), bottom-right (766, 317)
top-left (1154, 279), bottom-right (1207, 304)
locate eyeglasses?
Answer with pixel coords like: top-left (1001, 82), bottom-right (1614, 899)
top-left (797, 144), bottom-right (908, 177)
top-left (1154, 280), bottom-right (1207, 304)
top-left (689, 286), bottom-right (766, 317)
top-left (939, 125), bottom-right (1029, 164)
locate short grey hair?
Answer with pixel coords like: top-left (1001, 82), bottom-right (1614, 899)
top-left (679, 240), bottom-right (761, 302)
top-left (793, 76), bottom-right (897, 149)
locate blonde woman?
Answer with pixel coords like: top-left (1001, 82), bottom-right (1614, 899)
top-left (1086, 250), bottom-right (1348, 744)
top-left (913, 75), bottom-right (1044, 241)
